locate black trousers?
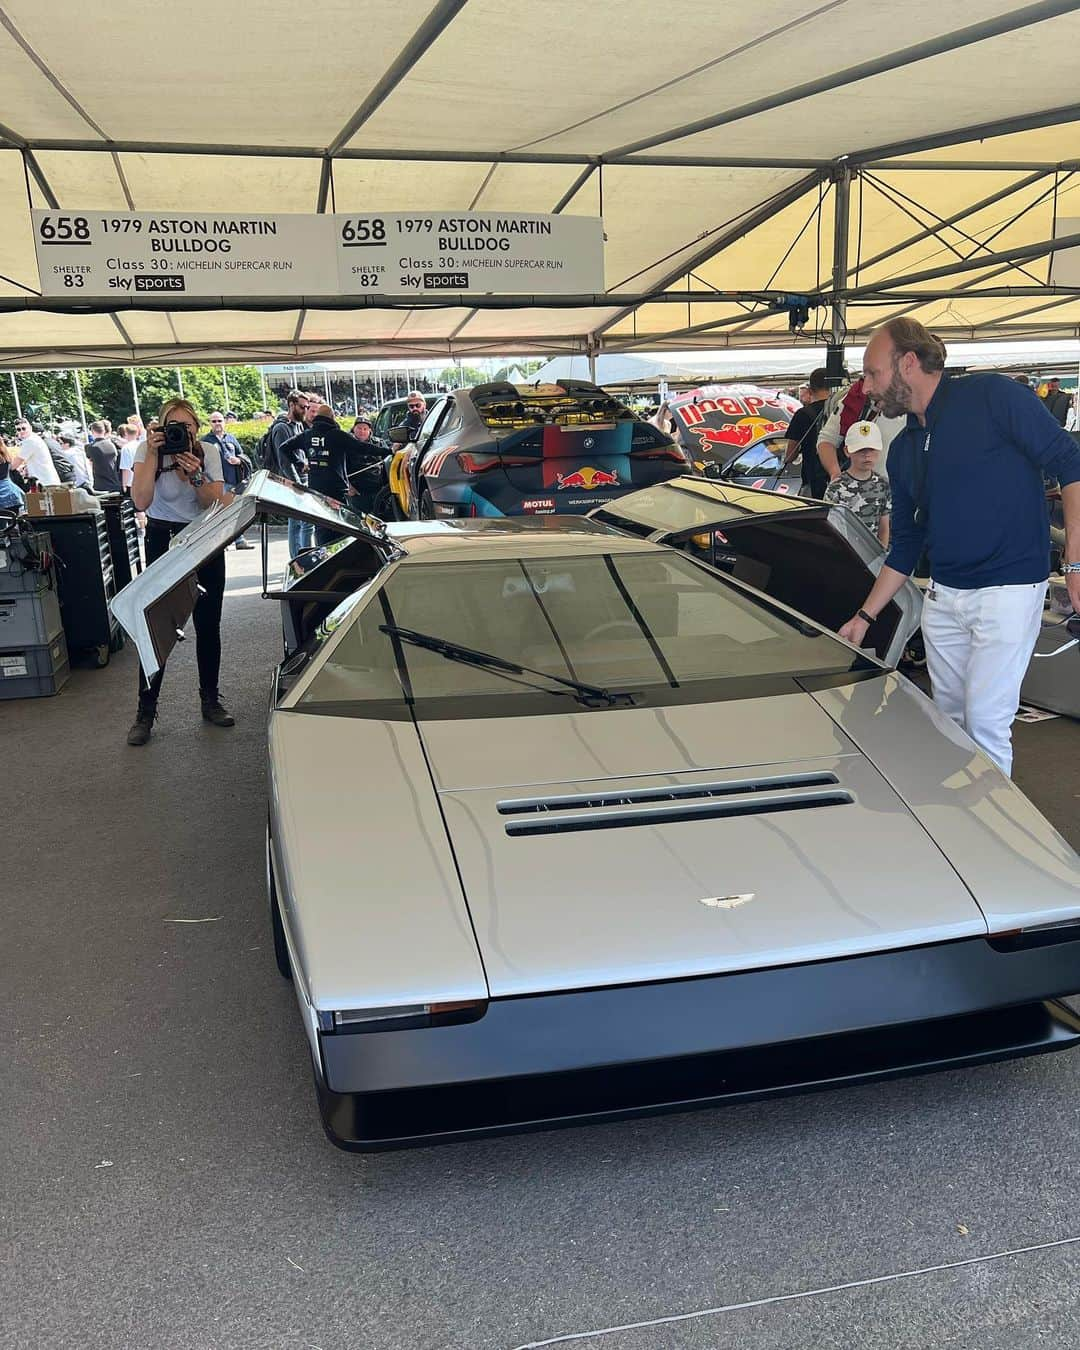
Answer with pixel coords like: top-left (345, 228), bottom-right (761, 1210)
top-left (138, 519), bottom-right (226, 707)
top-left (803, 469), bottom-right (829, 501)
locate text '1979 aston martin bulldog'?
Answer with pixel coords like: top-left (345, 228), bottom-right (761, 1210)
top-left (111, 473), bottom-right (1080, 1150)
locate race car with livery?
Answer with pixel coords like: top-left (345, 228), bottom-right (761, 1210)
top-left (668, 384), bottom-right (803, 491)
top-left (385, 381), bottom-right (688, 519)
top-left (110, 472), bottom-right (1080, 1150)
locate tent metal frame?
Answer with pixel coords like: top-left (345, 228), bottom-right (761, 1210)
top-left (5, 0), bottom-right (1080, 366)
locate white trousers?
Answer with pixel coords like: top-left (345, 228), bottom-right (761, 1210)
top-left (922, 579), bottom-right (1047, 777)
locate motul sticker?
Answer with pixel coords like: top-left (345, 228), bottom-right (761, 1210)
top-left (521, 498), bottom-right (556, 513)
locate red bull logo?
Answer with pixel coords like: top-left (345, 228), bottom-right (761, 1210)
top-left (694, 417), bottom-right (789, 451)
top-left (555, 466), bottom-right (620, 490)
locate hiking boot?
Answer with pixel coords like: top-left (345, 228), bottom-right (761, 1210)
top-left (126, 706), bottom-right (156, 746)
top-left (200, 695), bottom-right (235, 728)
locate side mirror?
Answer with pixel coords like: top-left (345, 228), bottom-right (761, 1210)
top-left (388, 426), bottom-right (411, 445)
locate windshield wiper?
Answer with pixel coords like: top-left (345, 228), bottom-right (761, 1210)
top-left (379, 624), bottom-right (635, 708)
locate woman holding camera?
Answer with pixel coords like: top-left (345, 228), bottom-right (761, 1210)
top-left (127, 397), bottom-right (235, 747)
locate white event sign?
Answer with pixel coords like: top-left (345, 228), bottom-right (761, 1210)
top-left (332, 212), bottom-right (604, 295)
top-left (32, 210), bottom-right (336, 297)
top-left (31, 210), bottom-right (604, 298)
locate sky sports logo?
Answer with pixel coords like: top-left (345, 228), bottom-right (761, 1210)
top-left (424, 273), bottom-right (469, 289)
top-left (134, 275), bottom-right (185, 291)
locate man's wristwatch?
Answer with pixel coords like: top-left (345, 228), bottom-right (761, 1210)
top-left (1063, 562), bottom-right (1080, 574)
top-left (857, 608), bottom-right (876, 624)
top-left (189, 469), bottom-right (207, 488)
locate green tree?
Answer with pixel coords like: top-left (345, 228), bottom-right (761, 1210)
top-left (438, 364), bottom-right (487, 389)
top-left (81, 367), bottom-right (181, 426)
top-left (59, 364), bottom-right (266, 428)
top-left (180, 366), bottom-right (264, 420)
top-left (0, 370), bottom-right (86, 428)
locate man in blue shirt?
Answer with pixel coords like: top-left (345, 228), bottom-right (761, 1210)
top-left (202, 411), bottom-right (254, 549)
top-left (840, 317), bottom-right (1080, 776)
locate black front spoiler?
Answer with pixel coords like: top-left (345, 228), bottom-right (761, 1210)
top-left (317, 999), bottom-right (1080, 1151)
top-left (314, 931), bottom-right (1080, 1150)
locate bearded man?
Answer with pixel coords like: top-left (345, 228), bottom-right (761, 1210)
top-left (838, 317), bottom-right (1080, 776)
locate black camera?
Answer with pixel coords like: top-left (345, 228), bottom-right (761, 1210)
top-left (163, 420), bottom-right (189, 452)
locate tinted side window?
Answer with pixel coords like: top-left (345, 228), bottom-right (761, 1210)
top-left (726, 443), bottom-right (784, 477)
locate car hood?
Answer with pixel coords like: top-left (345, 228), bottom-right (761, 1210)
top-left (419, 687), bottom-right (987, 996)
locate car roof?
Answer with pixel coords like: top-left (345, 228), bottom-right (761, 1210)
top-left (385, 516), bottom-right (663, 561)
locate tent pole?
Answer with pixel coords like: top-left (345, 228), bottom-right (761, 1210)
top-left (586, 334), bottom-right (598, 383)
top-left (828, 164), bottom-right (852, 376)
top-left (9, 372), bottom-right (21, 418)
top-left (72, 368), bottom-right (87, 433)
top-left (323, 366), bottom-right (331, 405)
top-left (129, 368), bottom-right (141, 420)
top-left (351, 367), bottom-right (358, 413)
top-left (259, 367), bottom-right (267, 408)
top-left (221, 365), bottom-right (230, 412)
top-left (175, 367), bottom-right (185, 397)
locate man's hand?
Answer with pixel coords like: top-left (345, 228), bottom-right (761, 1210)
top-left (226, 454), bottom-right (241, 466)
top-left (838, 615), bottom-right (870, 646)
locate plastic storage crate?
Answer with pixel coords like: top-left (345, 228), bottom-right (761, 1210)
top-left (0, 631), bottom-right (70, 698)
top-left (0, 586), bottom-right (62, 648)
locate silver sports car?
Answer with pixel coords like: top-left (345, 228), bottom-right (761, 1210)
top-left (112, 473), bottom-right (1080, 1150)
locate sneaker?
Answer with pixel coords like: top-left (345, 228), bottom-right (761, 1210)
top-left (200, 695), bottom-right (235, 728)
top-left (126, 707), bottom-right (156, 746)
top-left (235, 537), bottom-right (255, 550)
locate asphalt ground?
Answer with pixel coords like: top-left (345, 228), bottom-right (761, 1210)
top-left (3, 530), bottom-right (1080, 1350)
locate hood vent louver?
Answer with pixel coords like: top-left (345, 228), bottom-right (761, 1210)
top-left (499, 772), bottom-right (853, 837)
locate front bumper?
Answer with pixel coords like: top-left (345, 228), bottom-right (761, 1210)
top-left (315, 934), bottom-right (1080, 1151)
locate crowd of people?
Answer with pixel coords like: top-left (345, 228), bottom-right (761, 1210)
top-left (0, 415), bottom-right (146, 512)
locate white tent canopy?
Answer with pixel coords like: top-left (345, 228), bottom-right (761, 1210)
top-left (4, 0), bottom-right (1080, 367)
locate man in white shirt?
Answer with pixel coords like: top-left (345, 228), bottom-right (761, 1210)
top-left (13, 418), bottom-right (60, 487)
top-left (118, 425), bottom-right (140, 490)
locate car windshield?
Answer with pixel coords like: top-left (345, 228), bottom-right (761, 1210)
top-left (296, 550), bottom-right (872, 718)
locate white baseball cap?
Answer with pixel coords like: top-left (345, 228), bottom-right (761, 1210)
top-left (844, 419), bottom-right (883, 452)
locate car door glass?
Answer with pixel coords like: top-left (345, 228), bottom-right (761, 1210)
top-left (727, 443), bottom-right (784, 477)
top-left (417, 400), bottom-right (447, 445)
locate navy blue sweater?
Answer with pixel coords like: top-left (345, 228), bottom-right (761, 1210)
top-left (885, 372), bottom-right (1080, 588)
